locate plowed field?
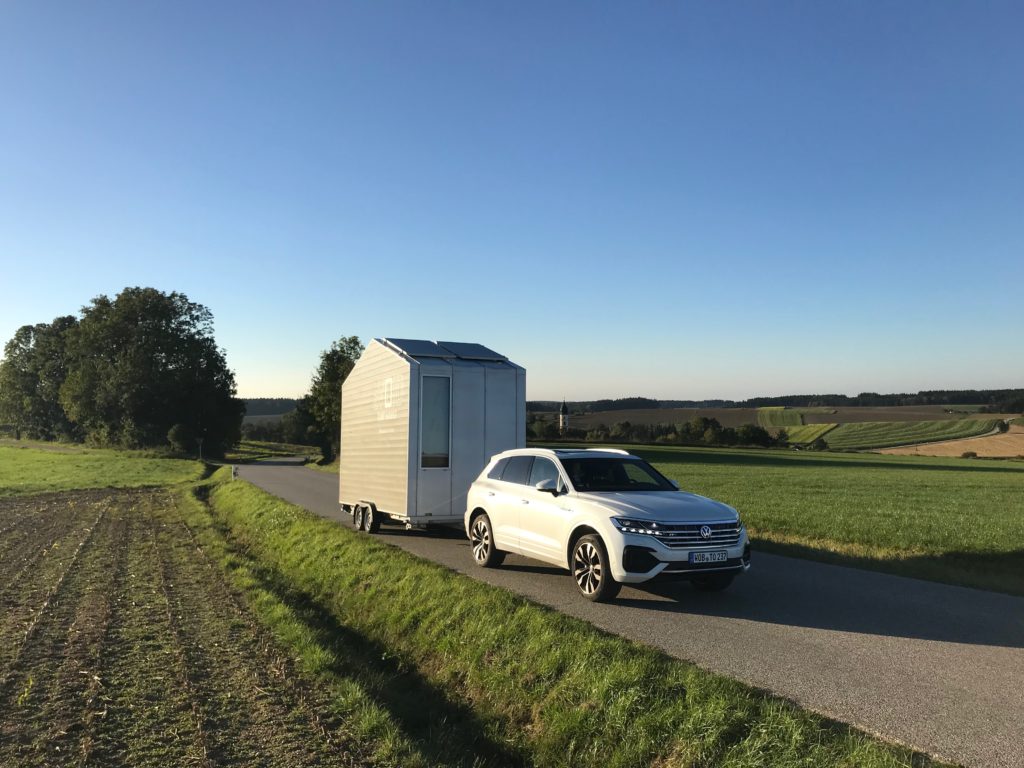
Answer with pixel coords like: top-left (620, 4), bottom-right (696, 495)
top-left (0, 489), bottom-right (361, 768)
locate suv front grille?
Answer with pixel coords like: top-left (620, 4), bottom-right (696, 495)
top-left (646, 521), bottom-right (741, 549)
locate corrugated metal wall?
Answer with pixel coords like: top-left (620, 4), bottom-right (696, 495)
top-left (339, 340), bottom-right (413, 515)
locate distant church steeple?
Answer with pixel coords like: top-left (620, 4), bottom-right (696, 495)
top-left (558, 400), bottom-right (569, 435)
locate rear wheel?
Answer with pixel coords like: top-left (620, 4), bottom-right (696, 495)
top-left (571, 534), bottom-right (620, 602)
top-left (692, 573), bottom-right (735, 592)
top-left (353, 506), bottom-right (365, 531)
top-left (469, 514), bottom-right (504, 567)
top-left (364, 505), bottom-right (381, 534)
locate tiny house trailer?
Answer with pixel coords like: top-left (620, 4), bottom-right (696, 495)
top-left (339, 338), bottom-right (525, 532)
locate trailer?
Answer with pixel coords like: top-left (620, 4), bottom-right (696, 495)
top-left (339, 338), bottom-right (525, 532)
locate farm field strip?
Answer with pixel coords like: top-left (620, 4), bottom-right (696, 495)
top-left (825, 419), bottom-right (1000, 450)
top-left (0, 489), bottom-right (358, 768)
top-left (757, 407), bottom-right (803, 427)
top-left (783, 423), bottom-right (836, 444)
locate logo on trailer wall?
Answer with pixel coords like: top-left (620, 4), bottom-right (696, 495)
top-left (699, 525), bottom-right (712, 539)
top-left (375, 377), bottom-right (397, 421)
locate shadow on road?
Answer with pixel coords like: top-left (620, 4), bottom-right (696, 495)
top-left (612, 550), bottom-right (1024, 650)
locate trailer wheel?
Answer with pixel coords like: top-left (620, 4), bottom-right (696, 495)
top-left (363, 505), bottom-right (381, 534)
top-left (353, 506), bottom-right (366, 531)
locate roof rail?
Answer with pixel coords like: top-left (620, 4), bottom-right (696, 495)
top-left (585, 448), bottom-right (631, 455)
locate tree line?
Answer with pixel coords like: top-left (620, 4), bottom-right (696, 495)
top-left (528, 389), bottom-right (1024, 413)
top-left (240, 337), bottom-right (363, 462)
top-left (528, 415), bottom-right (785, 448)
top-left (0, 287), bottom-right (243, 456)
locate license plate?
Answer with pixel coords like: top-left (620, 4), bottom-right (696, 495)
top-left (689, 550), bottom-right (728, 564)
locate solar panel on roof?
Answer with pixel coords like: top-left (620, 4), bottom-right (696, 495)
top-left (437, 341), bottom-right (507, 361)
top-left (382, 338), bottom-right (454, 358)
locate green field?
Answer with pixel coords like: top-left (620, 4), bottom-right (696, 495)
top-left (824, 419), bottom-right (1000, 450)
top-left (0, 444), bottom-right (202, 496)
top-left (623, 445), bottom-right (1024, 594)
top-left (757, 407), bottom-right (804, 427)
top-left (784, 423), bottom-right (837, 444)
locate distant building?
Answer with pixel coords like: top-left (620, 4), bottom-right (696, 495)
top-left (559, 400), bottom-right (569, 435)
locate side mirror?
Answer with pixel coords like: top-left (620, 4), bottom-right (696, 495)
top-left (669, 480), bottom-right (680, 490)
top-left (535, 478), bottom-right (559, 494)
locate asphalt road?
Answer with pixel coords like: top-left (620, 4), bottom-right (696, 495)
top-left (238, 459), bottom-right (1024, 768)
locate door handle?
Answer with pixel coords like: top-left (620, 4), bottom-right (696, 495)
top-left (521, 499), bottom-right (530, 505)
top-left (487, 492), bottom-right (495, 497)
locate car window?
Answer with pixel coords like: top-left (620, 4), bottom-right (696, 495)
top-left (561, 458), bottom-right (674, 492)
top-left (528, 458), bottom-right (561, 488)
top-left (487, 458), bottom-right (509, 479)
top-left (500, 456), bottom-right (534, 485)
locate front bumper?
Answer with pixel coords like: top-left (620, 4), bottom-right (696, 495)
top-left (609, 529), bottom-right (752, 584)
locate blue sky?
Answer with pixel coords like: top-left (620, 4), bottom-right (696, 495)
top-left (1, 2), bottom-right (1021, 400)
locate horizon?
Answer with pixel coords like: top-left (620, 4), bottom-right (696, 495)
top-left (2, 3), bottom-right (1022, 401)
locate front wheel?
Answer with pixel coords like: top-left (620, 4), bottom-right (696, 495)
top-left (571, 534), bottom-right (620, 602)
top-left (352, 506), bottom-right (365, 531)
top-left (469, 514), bottom-right (504, 567)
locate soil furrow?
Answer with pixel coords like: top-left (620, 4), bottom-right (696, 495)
top-left (175, 510), bottom-right (357, 763)
top-left (151, 497), bottom-right (336, 767)
top-left (0, 501), bottom-right (107, 701)
top-left (0, 497), bottom-right (119, 764)
top-left (86, 495), bottom-right (204, 766)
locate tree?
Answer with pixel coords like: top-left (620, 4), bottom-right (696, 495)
top-left (307, 336), bottom-right (364, 460)
top-left (58, 287), bottom-right (243, 455)
top-left (0, 316), bottom-right (79, 441)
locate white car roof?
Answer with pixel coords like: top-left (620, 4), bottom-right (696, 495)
top-left (494, 447), bottom-right (634, 460)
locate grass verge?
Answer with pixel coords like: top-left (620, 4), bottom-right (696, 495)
top-left (199, 476), bottom-right (941, 768)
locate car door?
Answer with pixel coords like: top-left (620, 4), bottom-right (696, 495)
top-left (488, 455), bottom-right (534, 554)
top-left (517, 457), bottom-right (572, 564)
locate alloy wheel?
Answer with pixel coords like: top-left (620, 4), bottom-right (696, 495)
top-left (573, 541), bottom-right (602, 595)
top-left (471, 519), bottom-right (491, 563)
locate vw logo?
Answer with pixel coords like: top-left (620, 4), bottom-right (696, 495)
top-left (699, 525), bottom-right (712, 539)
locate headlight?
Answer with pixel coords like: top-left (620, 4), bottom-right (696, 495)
top-left (611, 517), bottom-right (660, 535)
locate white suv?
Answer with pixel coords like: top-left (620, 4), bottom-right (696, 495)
top-left (464, 448), bottom-right (751, 601)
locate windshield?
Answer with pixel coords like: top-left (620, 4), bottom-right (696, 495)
top-left (560, 457), bottom-right (676, 492)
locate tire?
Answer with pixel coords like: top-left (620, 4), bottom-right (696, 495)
top-left (692, 573), bottom-right (735, 592)
top-left (469, 514), bottom-right (505, 568)
top-left (353, 506), bottom-right (366, 531)
top-left (571, 534), bottom-right (620, 602)
top-left (364, 505), bottom-right (381, 534)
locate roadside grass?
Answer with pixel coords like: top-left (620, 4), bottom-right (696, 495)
top-left (823, 419), bottom-right (1000, 450)
top-left (308, 456), bottom-right (339, 474)
top-left (224, 439), bottom-right (321, 462)
top-left (784, 423), bottom-right (837, 444)
top-left (621, 445), bottom-right (1024, 595)
top-left (200, 477), bottom-right (940, 768)
top-left (757, 407), bottom-right (803, 427)
top-left (0, 445), bottom-right (202, 496)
